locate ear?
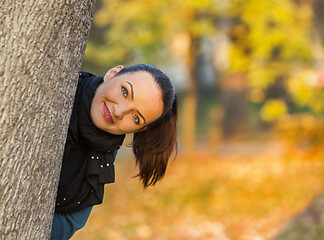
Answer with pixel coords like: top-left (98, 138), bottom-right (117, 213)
top-left (134, 126), bottom-right (147, 133)
top-left (103, 65), bottom-right (124, 82)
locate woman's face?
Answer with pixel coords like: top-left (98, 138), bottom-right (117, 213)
top-left (90, 66), bottom-right (164, 135)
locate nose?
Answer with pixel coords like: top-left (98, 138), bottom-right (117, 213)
top-left (112, 102), bottom-right (132, 119)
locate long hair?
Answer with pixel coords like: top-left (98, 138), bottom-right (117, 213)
top-left (116, 64), bottom-right (178, 188)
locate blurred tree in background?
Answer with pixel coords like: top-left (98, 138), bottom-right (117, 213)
top-left (82, 0), bottom-right (324, 150)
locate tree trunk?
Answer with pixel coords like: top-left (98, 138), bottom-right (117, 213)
top-left (0, 1), bottom-right (96, 239)
top-left (312, 0), bottom-right (324, 46)
top-left (220, 73), bottom-right (248, 137)
top-left (181, 35), bottom-right (199, 153)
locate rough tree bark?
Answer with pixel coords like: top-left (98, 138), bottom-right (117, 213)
top-left (0, 0), bottom-right (96, 239)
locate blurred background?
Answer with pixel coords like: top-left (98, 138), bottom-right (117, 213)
top-left (73, 0), bottom-right (324, 239)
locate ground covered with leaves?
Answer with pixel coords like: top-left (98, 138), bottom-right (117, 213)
top-left (72, 147), bottom-right (324, 240)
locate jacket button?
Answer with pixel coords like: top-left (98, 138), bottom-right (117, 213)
top-left (106, 163), bottom-right (109, 166)
top-left (78, 202), bottom-right (80, 204)
top-left (100, 165), bottom-right (103, 168)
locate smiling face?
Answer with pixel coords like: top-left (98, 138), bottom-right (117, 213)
top-left (90, 66), bottom-right (164, 135)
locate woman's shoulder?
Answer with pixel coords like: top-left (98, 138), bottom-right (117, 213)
top-left (79, 71), bottom-right (96, 78)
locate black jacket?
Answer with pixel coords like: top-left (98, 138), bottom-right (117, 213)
top-left (55, 72), bottom-right (125, 214)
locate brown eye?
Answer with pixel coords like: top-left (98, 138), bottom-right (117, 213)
top-left (132, 113), bottom-right (140, 124)
top-left (121, 86), bottom-right (128, 97)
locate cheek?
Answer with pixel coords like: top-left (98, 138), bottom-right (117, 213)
top-left (101, 81), bottom-right (120, 100)
top-left (103, 88), bottom-right (117, 100)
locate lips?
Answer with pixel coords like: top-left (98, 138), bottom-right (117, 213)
top-left (103, 102), bottom-right (114, 124)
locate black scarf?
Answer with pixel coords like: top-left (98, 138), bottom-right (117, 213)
top-left (55, 72), bottom-right (125, 214)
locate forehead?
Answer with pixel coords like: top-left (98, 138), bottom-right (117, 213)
top-left (116, 71), bottom-right (158, 92)
top-left (116, 71), bottom-right (164, 123)
top-left (118, 71), bottom-right (153, 83)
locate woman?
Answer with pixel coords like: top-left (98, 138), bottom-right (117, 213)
top-left (51, 64), bottom-right (177, 239)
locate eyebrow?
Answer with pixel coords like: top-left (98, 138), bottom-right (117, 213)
top-left (126, 81), bottom-right (134, 100)
top-left (137, 111), bottom-right (146, 125)
top-left (126, 81), bottom-right (146, 125)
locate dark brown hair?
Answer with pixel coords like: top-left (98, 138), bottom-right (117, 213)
top-left (116, 64), bottom-right (177, 188)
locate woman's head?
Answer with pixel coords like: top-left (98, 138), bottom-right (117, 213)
top-left (91, 64), bottom-right (167, 135)
top-left (91, 64), bottom-right (177, 188)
